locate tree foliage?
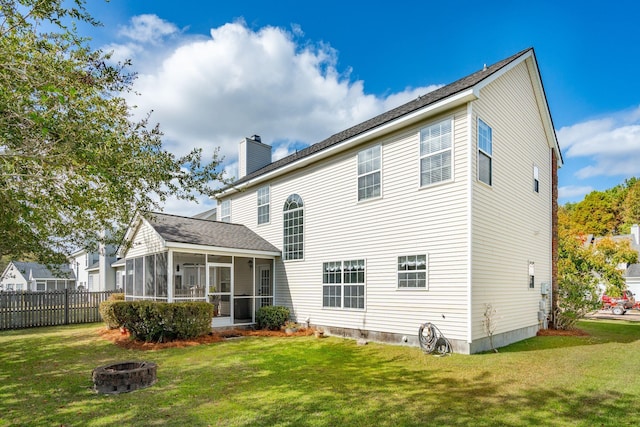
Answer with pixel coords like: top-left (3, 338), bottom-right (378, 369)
top-left (556, 182), bottom-right (640, 329)
top-left (0, 0), bottom-right (226, 264)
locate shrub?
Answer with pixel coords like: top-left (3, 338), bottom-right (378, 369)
top-left (111, 301), bottom-right (213, 342)
top-left (98, 293), bottom-right (126, 329)
top-left (256, 305), bottom-right (290, 330)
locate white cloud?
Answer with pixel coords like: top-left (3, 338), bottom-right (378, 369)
top-left (557, 106), bottom-right (640, 179)
top-left (558, 185), bottom-right (594, 200)
top-left (119, 14), bottom-right (179, 45)
top-left (108, 17), bottom-right (440, 215)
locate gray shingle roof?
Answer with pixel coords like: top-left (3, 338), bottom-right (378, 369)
top-left (145, 212), bottom-right (281, 254)
top-left (232, 47), bottom-right (536, 186)
top-left (12, 261), bottom-right (75, 280)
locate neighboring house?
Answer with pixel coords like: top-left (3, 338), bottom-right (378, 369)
top-left (120, 48), bottom-right (561, 353)
top-left (0, 261), bottom-right (76, 291)
top-left (70, 242), bottom-right (118, 292)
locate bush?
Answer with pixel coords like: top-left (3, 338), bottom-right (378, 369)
top-left (98, 293), bottom-right (126, 329)
top-left (111, 301), bottom-right (214, 342)
top-left (256, 305), bottom-right (290, 330)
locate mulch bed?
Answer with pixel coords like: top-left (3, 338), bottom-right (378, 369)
top-left (536, 328), bottom-right (589, 337)
top-left (98, 327), bottom-right (315, 351)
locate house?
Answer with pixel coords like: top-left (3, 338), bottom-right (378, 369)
top-left (70, 242), bottom-right (118, 292)
top-left (0, 261), bottom-right (76, 291)
top-left (120, 47), bottom-right (561, 353)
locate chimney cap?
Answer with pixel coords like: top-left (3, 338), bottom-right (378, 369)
top-left (250, 135), bottom-right (261, 143)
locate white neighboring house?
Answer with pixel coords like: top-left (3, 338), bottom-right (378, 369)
top-left (0, 261), bottom-right (76, 291)
top-left (70, 242), bottom-right (118, 292)
top-left (120, 48), bottom-right (561, 353)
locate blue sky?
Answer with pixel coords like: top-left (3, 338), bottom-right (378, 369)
top-left (76, 0), bottom-right (640, 215)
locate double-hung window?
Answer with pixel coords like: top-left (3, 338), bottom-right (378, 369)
top-left (478, 119), bottom-right (493, 185)
top-left (357, 144), bottom-right (381, 200)
top-left (283, 194), bottom-right (304, 260)
top-left (420, 118), bottom-right (452, 186)
top-left (220, 200), bottom-right (231, 222)
top-left (322, 259), bottom-right (365, 309)
top-left (397, 255), bottom-right (428, 289)
top-left (257, 186), bottom-right (270, 224)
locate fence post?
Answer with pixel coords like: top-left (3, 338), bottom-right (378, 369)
top-left (64, 288), bottom-right (69, 325)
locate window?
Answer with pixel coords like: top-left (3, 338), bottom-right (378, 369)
top-left (283, 194), bottom-right (304, 260)
top-left (420, 118), bottom-right (452, 186)
top-left (478, 119), bottom-right (492, 185)
top-left (397, 255), bottom-right (427, 289)
top-left (357, 144), bottom-right (381, 200)
top-left (220, 200), bottom-right (231, 222)
top-left (533, 165), bottom-right (539, 193)
top-left (257, 186), bottom-right (270, 224)
top-left (322, 259), bottom-right (365, 309)
top-left (124, 252), bottom-right (168, 299)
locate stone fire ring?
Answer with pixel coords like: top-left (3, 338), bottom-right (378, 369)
top-left (92, 361), bottom-right (157, 394)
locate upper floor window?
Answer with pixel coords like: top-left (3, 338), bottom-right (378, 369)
top-left (397, 254), bottom-right (428, 289)
top-left (420, 118), bottom-right (452, 186)
top-left (220, 200), bottom-right (231, 222)
top-left (478, 119), bottom-right (492, 185)
top-left (533, 165), bottom-right (539, 193)
top-left (257, 186), bottom-right (270, 224)
top-left (283, 194), bottom-right (304, 260)
top-left (357, 144), bottom-right (381, 200)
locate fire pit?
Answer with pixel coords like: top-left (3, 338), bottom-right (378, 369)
top-left (92, 361), bottom-right (157, 394)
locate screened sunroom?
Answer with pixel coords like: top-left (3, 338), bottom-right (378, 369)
top-left (121, 213), bottom-right (281, 327)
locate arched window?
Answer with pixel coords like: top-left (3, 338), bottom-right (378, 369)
top-left (283, 194), bottom-right (304, 260)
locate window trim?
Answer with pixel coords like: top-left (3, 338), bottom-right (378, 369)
top-left (357, 144), bottom-right (382, 202)
top-left (257, 185), bottom-right (270, 225)
top-left (396, 254), bottom-right (428, 290)
top-left (220, 199), bottom-right (231, 222)
top-left (419, 117), bottom-right (454, 188)
top-left (322, 259), bottom-right (366, 310)
top-left (477, 118), bottom-right (493, 186)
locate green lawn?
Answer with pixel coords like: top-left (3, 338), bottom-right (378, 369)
top-left (1, 320), bottom-right (639, 426)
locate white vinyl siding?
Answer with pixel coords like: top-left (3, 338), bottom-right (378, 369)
top-left (478, 119), bottom-right (492, 185)
top-left (420, 118), bottom-right (452, 186)
top-left (471, 60), bottom-right (553, 344)
top-left (357, 144), bottom-right (381, 201)
top-left (257, 186), bottom-right (270, 224)
top-left (225, 107), bottom-right (470, 342)
top-left (220, 200), bottom-right (231, 222)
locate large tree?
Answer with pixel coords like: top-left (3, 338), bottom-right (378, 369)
top-left (555, 208), bottom-right (638, 329)
top-left (0, 0), bottom-right (225, 264)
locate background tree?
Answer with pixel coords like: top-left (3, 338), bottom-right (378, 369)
top-left (554, 178), bottom-right (640, 329)
top-left (0, 0), bottom-right (226, 265)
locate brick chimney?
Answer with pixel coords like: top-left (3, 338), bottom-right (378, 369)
top-left (238, 135), bottom-right (272, 179)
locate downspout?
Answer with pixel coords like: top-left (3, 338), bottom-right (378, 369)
top-left (466, 102), bottom-right (474, 345)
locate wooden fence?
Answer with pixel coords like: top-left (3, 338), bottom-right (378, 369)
top-left (0, 290), bottom-right (113, 330)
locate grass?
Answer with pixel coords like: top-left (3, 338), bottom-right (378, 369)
top-left (1, 320), bottom-right (640, 426)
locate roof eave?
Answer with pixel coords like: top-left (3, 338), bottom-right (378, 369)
top-left (218, 88), bottom-right (479, 196)
top-left (167, 242), bottom-right (281, 257)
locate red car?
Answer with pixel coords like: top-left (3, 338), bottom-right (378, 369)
top-left (601, 290), bottom-right (636, 315)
